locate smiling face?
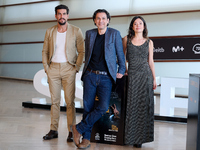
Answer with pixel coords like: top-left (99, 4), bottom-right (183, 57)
top-left (55, 9), bottom-right (69, 25)
top-left (132, 18), bottom-right (145, 33)
top-left (94, 12), bottom-right (109, 31)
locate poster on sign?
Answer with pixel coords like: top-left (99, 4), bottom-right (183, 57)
top-left (90, 76), bottom-right (127, 145)
top-left (152, 36), bottom-right (200, 60)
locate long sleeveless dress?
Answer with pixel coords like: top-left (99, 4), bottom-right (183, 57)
top-left (124, 38), bottom-right (154, 145)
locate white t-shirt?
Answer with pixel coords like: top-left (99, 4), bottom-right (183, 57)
top-left (51, 31), bottom-right (67, 63)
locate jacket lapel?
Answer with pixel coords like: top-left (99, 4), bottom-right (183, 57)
top-left (89, 30), bottom-right (97, 54)
top-left (65, 23), bottom-right (70, 52)
top-left (104, 28), bottom-right (110, 60)
top-left (52, 26), bottom-right (57, 53)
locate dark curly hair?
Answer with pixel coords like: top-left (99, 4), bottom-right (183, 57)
top-left (92, 9), bottom-right (111, 26)
top-left (127, 16), bottom-right (148, 41)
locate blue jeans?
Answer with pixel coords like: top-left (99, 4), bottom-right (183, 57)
top-left (76, 70), bottom-right (113, 140)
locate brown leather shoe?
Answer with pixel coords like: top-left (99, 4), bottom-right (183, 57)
top-left (43, 130), bottom-right (58, 140)
top-left (67, 132), bottom-right (73, 142)
top-left (78, 139), bottom-right (90, 149)
top-left (70, 125), bottom-right (81, 146)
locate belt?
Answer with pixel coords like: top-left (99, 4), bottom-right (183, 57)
top-left (87, 68), bottom-right (107, 75)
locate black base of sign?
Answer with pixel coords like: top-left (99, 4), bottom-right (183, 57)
top-left (22, 101), bottom-right (187, 123)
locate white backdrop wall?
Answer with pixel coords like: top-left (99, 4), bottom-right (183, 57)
top-left (0, 0), bottom-right (200, 80)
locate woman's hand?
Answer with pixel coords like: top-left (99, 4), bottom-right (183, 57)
top-left (153, 80), bottom-right (157, 90)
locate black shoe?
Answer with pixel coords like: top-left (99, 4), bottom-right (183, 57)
top-left (133, 144), bottom-right (142, 148)
top-left (67, 132), bottom-right (73, 142)
top-left (43, 130), bottom-right (58, 140)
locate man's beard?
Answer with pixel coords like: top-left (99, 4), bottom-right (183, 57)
top-left (58, 18), bottom-right (66, 25)
top-left (58, 21), bottom-right (66, 25)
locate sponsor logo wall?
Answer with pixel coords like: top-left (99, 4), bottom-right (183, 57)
top-left (152, 37), bottom-right (200, 60)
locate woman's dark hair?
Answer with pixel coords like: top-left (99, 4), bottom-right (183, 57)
top-left (55, 4), bottom-right (69, 14)
top-left (127, 16), bottom-right (148, 40)
top-left (92, 9), bottom-right (111, 26)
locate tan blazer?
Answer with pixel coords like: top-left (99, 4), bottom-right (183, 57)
top-left (42, 24), bottom-right (85, 72)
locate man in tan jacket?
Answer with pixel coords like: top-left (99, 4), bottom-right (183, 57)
top-left (42, 4), bottom-right (84, 142)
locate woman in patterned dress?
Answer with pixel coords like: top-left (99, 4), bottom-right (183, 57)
top-left (122, 16), bottom-right (157, 148)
